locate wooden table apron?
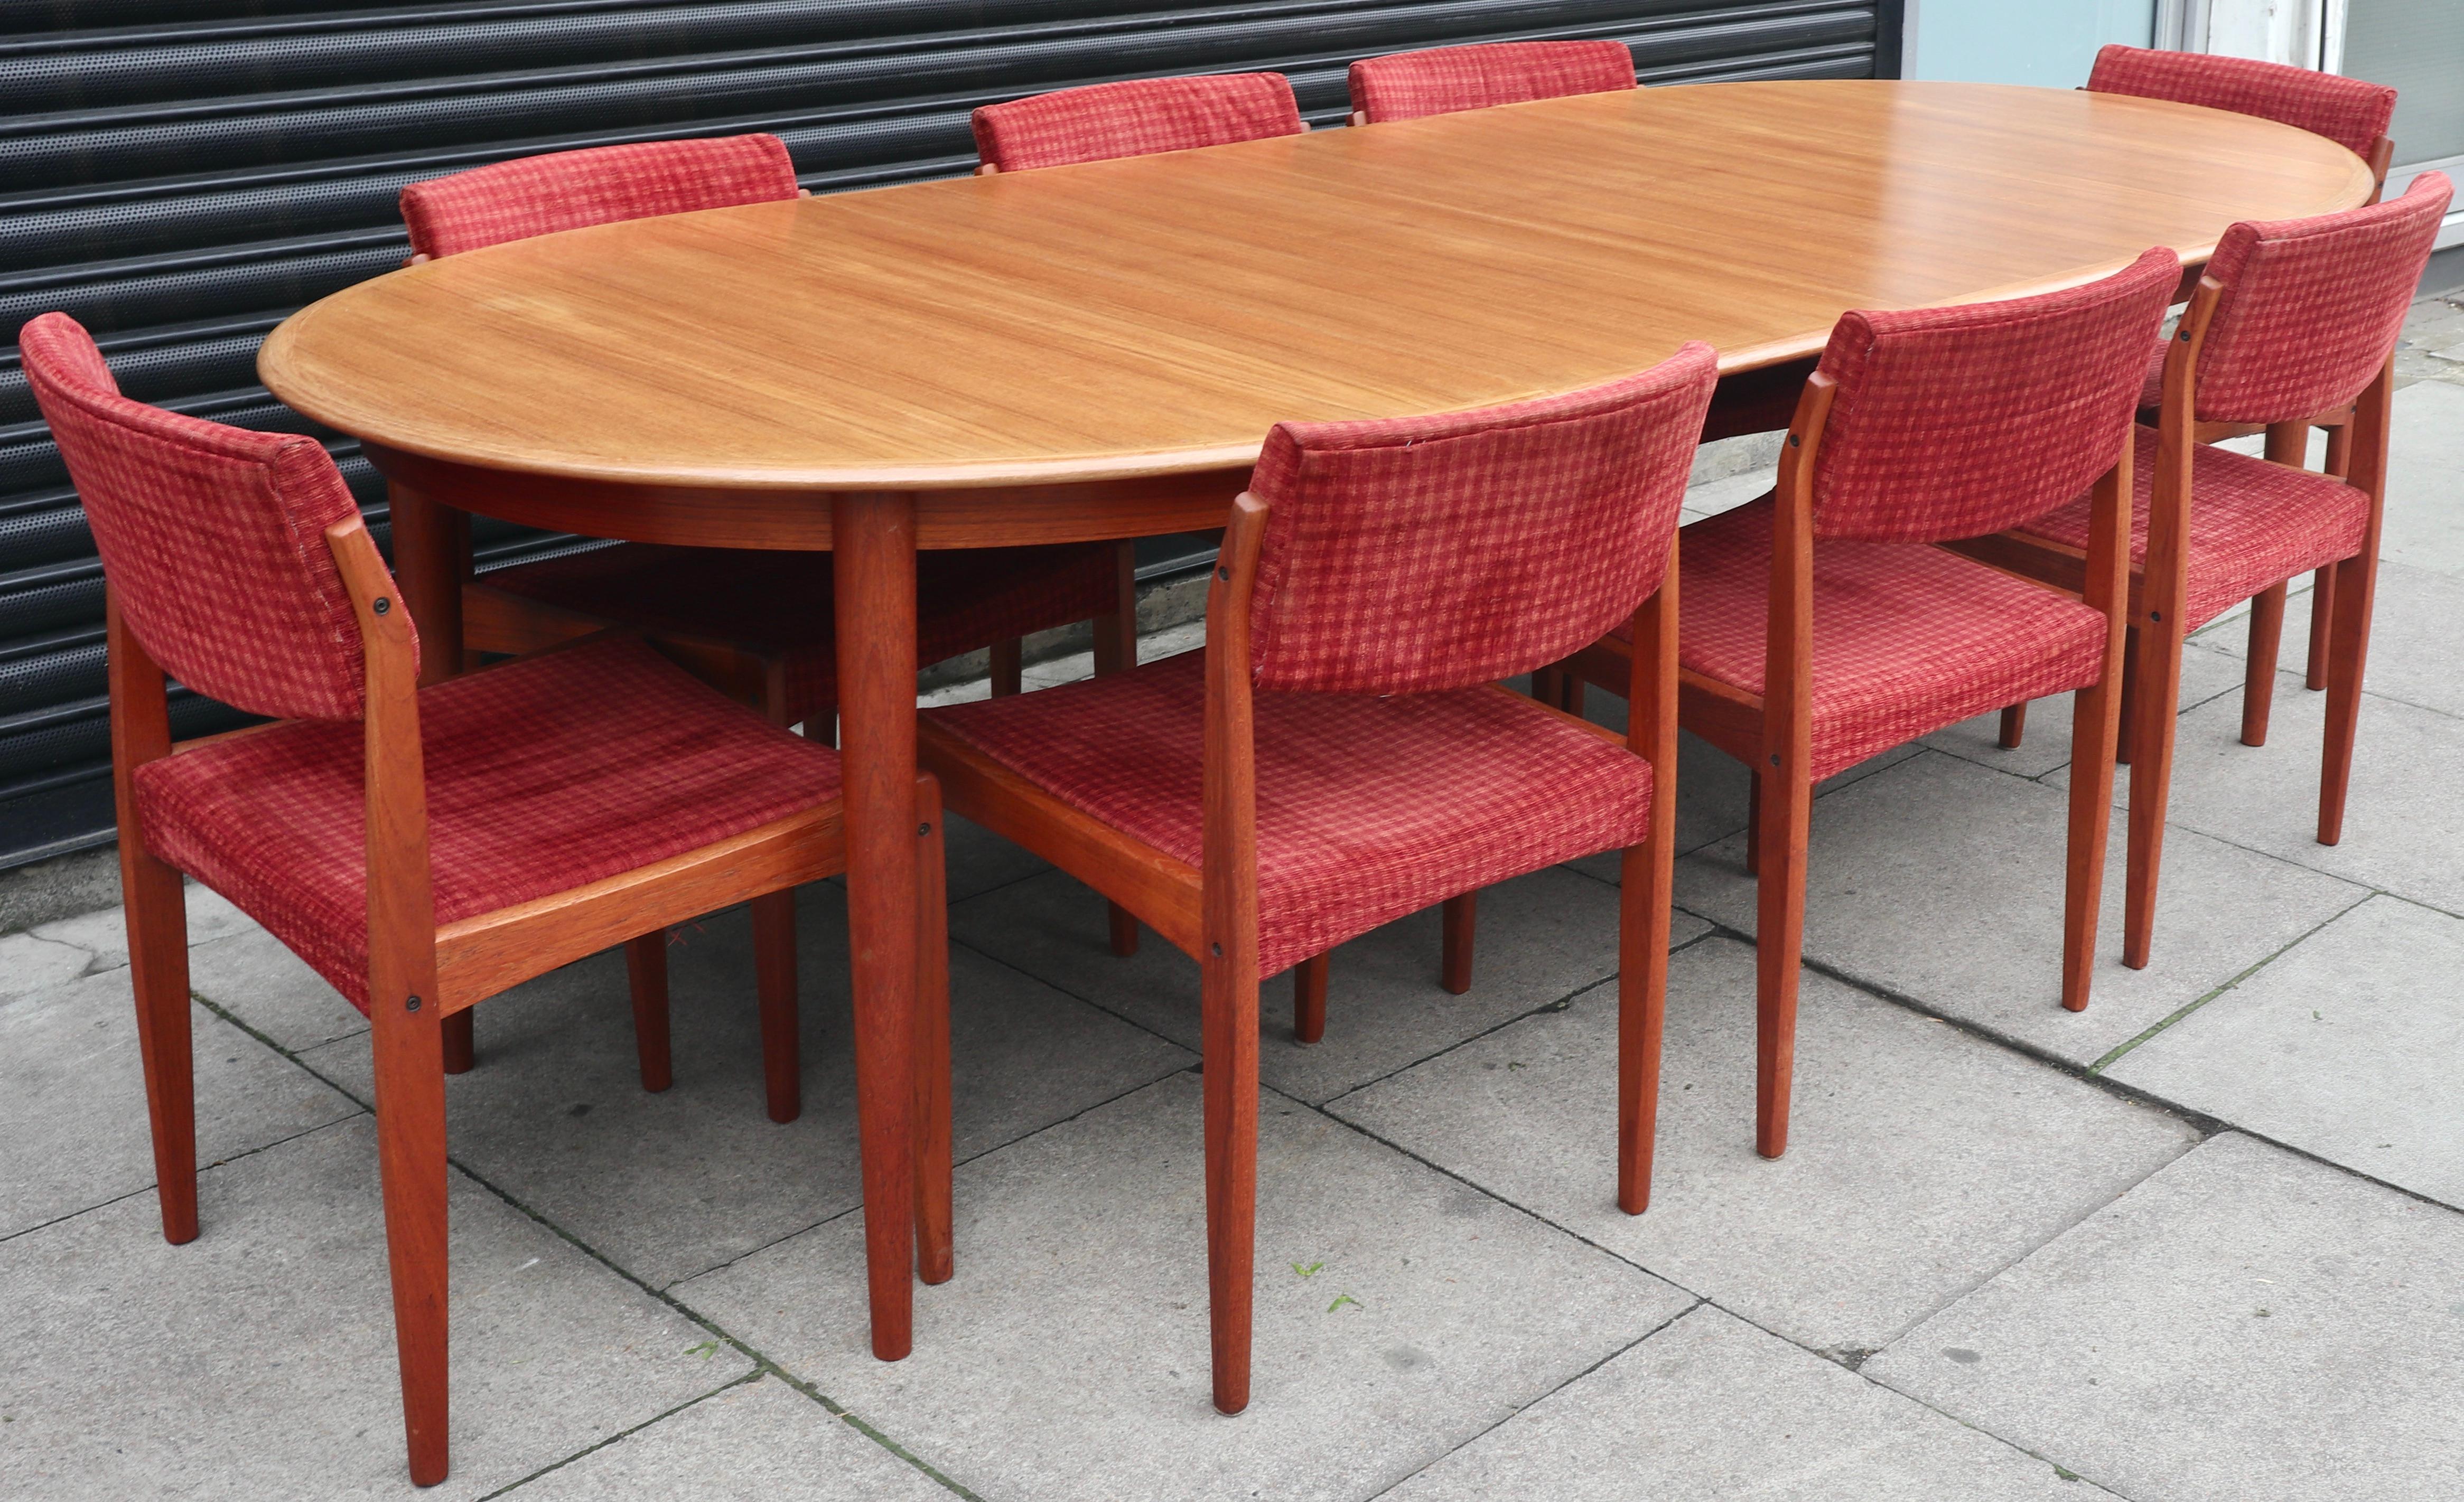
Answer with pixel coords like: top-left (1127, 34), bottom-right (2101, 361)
top-left (259, 79), bottom-right (2375, 1367)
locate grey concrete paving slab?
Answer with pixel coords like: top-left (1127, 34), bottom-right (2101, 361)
top-left (0, 929), bottom-right (92, 1003)
top-left (0, 968), bottom-right (358, 1240)
top-left (29, 884), bottom-right (256, 974)
top-left (2380, 379), bottom-right (2464, 579)
top-left (950, 863), bottom-right (1702, 1106)
top-left (1866, 1133), bottom-right (2464, 1502)
top-left (502, 1377), bottom-right (951, 1501)
top-left (0, 1116), bottom-right (751, 1501)
top-left (2144, 679), bottom-right (2464, 914)
top-left (1382, 1304), bottom-right (2115, 1501)
top-left (2107, 895), bottom-right (2464, 1209)
top-left (188, 925), bottom-right (370, 1053)
top-left (305, 890), bottom-right (1191, 1290)
top-left (1672, 752), bottom-right (2365, 1066)
top-left (1920, 641), bottom-right (2247, 780)
top-left (2194, 557), bottom-right (2464, 719)
top-left (1332, 937), bottom-right (2197, 1356)
top-left (1678, 467), bottom-right (1775, 521)
top-left (938, 810), bottom-right (1049, 903)
top-left (677, 1072), bottom-right (1688, 1502)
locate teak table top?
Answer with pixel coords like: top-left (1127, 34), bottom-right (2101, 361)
top-left (259, 79), bottom-right (2373, 492)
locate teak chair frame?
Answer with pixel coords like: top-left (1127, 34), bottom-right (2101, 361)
top-left (1561, 373), bottom-right (2133, 1156)
top-left (1948, 276), bottom-right (2396, 967)
top-left (111, 515), bottom-right (954, 1488)
top-left (917, 490), bottom-right (1680, 1415)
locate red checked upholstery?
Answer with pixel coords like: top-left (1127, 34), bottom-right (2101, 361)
top-left (1809, 248), bottom-right (2180, 542)
top-left (2018, 425), bottom-right (2370, 634)
top-left (2086, 45), bottom-right (2394, 160)
top-left (1672, 497), bottom-right (2109, 780)
top-left (929, 652), bottom-right (1651, 974)
top-left (399, 134), bottom-right (799, 258)
top-left (1246, 343), bottom-right (1718, 692)
top-left (2189, 174), bottom-right (2452, 425)
top-left (484, 542), bottom-right (1124, 720)
top-left (1347, 40), bottom-right (1635, 124)
top-left (136, 636), bottom-right (842, 1010)
top-left (21, 313), bottom-right (389, 722)
top-left (972, 73), bottom-right (1303, 172)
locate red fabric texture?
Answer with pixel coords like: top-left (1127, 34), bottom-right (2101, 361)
top-left (399, 134), bottom-right (800, 259)
top-left (1244, 344), bottom-right (1718, 693)
top-left (2187, 173), bottom-right (2452, 426)
top-left (20, 312), bottom-right (397, 722)
top-left (2017, 424), bottom-right (2370, 633)
top-left (1668, 496), bottom-right (2110, 781)
top-left (135, 636), bottom-right (842, 1011)
top-left (2086, 44), bottom-right (2395, 159)
top-left (481, 541), bottom-right (1123, 722)
top-left (926, 651), bottom-right (1652, 974)
top-left (1807, 248), bottom-right (2179, 543)
top-left (972, 73), bottom-right (1303, 171)
top-left (1347, 40), bottom-right (1636, 124)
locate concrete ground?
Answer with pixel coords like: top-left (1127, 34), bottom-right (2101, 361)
top-left (4, 294), bottom-right (2462, 1500)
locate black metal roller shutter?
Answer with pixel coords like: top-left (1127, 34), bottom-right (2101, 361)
top-left (0, 0), bottom-right (1893, 868)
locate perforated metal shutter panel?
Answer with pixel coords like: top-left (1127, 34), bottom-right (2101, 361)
top-left (0, 0), bottom-right (1886, 867)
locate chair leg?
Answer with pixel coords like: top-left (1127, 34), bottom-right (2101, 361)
top-left (124, 850), bottom-right (198, 1244)
top-left (1560, 674), bottom-right (1585, 718)
top-left (1998, 702), bottom-right (2027, 750)
top-left (370, 995), bottom-right (450, 1487)
top-left (988, 639), bottom-right (1024, 697)
top-left (1201, 934), bottom-right (1261, 1415)
top-left (2121, 615), bottom-right (2186, 970)
top-left (1107, 904), bottom-right (1141, 957)
top-left (2319, 549), bottom-right (2377, 846)
top-left (440, 1011), bottom-right (474, 1075)
top-left (1529, 665), bottom-right (1564, 708)
top-left (1754, 760), bottom-right (1810, 1159)
top-left (1743, 772), bottom-right (1761, 878)
top-left (2114, 628), bottom-right (2140, 767)
top-left (2306, 565), bottom-right (2337, 692)
top-left (1090, 572), bottom-right (1144, 959)
top-left (913, 774), bottom-right (954, 1285)
top-left (752, 890), bottom-right (800, 1124)
top-left (1616, 839), bottom-right (1671, 1214)
top-left (1439, 891), bottom-right (1476, 994)
top-left (2061, 675), bottom-right (2124, 1012)
top-left (624, 932), bottom-right (673, 1093)
top-left (2242, 583), bottom-right (2285, 747)
top-left (1291, 953), bottom-right (1328, 1044)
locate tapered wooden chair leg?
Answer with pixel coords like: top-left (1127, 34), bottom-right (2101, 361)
top-left (913, 775), bottom-right (955, 1285)
top-left (1998, 702), bottom-right (2027, 750)
top-left (751, 890), bottom-right (800, 1123)
top-left (623, 932), bottom-right (673, 1093)
top-left (1201, 943), bottom-right (1261, 1415)
top-left (1529, 665), bottom-right (1564, 708)
top-left (1107, 904), bottom-right (1141, 957)
top-left (2305, 567), bottom-right (2337, 691)
top-left (124, 848), bottom-right (198, 1244)
top-left (1743, 773), bottom-right (1761, 878)
top-left (1561, 674), bottom-right (1585, 717)
top-left (2319, 550), bottom-right (2377, 846)
top-left (2242, 583), bottom-right (2286, 747)
top-left (1291, 953), bottom-right (1328, 1043)
top-left (1439, 891), bottom-right (1476, 994)
top-left (988, 639), bottom-right (1024, 697)
top-left (371, 1002), bottom-right (451, 1488)
top-left (2061, 678), bottom-right (2123, 1011)
top-left (440, 1011), bottom-right (474, 1075)
top-left (2115, 628), bottom-right (2140, 766)
top-left (1753, 763), bottom-right (1810, 1160)
top-left (2121, 618), bottom-right (2185, 970)
top-left (1616, 840), bottom-right (1670, 1214)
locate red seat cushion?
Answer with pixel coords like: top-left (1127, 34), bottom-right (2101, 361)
top-left (480, 542), bottom-right (1122, 721)
top-left (1664, 496), bottom-right (2109, 780)
top-left (925, 650), bottom-right (1653, 975)
top-left (2017, 424), bottom-right (2369, 633)
top-left (134, 636), bottom-right (841, 1011)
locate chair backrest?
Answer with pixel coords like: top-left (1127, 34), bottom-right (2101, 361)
top-left (1243, 342), bottom-right (1718, 694)
top-left (1348, 40), bottom-right (1637, 125)
top-left (399, 134), bottom-right (800, 259)
top-left (20, 312), bottom-right (393, 722)
top-left (972, 73), bottom-right (1304, 172)
top-left (1807, 248), bottom-right (2179, 544)
top-left (2086, 45), bottom-right (2394, 161)
top-left (2190, 172), bottom-right (2451, 426)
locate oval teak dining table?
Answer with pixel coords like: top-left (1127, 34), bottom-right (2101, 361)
top-left (258, 78), bottom-right (2375, 1365)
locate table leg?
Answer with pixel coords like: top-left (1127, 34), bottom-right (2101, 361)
top-left (835, 493), bottom-right (919, 1361)
top-left (387, 481), bottom-right (475, 1073)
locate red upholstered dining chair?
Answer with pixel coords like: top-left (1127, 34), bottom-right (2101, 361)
top-left (1555, 251), bottom-right (2179, 1157)
top-left (916, 345), bottom-right (1718, 1413)
top-left (1346, 39), bottom-right (1637, 126)
top-left (397, 134), bottom-right (1139, 1041)
top-left (1953, 176), bottom-right (2452, 968)
top-left (22, 311), bottom-right (953, 1488)
top-left (970, 72), bottom-right (1304, 173)
top-left (1987, 46), bottom-right (2400, 750)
